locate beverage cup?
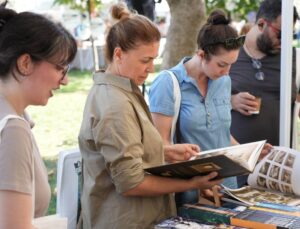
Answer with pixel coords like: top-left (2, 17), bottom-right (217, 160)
top-left (249, 96), bottom-right (261, 114)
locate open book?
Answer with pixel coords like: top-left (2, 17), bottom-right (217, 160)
top-left (222, 146), bottom-right (300, 206)
top-left (145, 140), bottom-right (266, 179)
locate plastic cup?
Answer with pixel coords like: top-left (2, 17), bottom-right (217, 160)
top-left (249, 96), bottom-right (261, 114)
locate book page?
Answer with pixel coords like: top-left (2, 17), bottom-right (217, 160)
top-left (248, 146), bottom-right (300, 197)
top-left (192, 141), bottom-right (265, 171)
top-left (222, 185), bottom-right (300, 206)
top-left (222, 142), bottom-right (261, 170)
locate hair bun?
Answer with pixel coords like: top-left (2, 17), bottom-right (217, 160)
top-left (0, 2), bottom-right (18, 32)
top-left (207, 9), bottom-right (229, 25)
top-left (111, 3), bottom-right (131, 21)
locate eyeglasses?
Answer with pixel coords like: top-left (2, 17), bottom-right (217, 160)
top-left (266, 21), bottom-right (281, 39)
top-left (202, 35), bottom-right (246, 50)
top-left (48, 62), bottom-right (70, 81)
top-left (58, 64), bottom-right (70, 81)
top-left (251, 58), bottom-right (265, 81)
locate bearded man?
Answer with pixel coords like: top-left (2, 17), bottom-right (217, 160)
top-left (229, 0), bottom-right (299, 187)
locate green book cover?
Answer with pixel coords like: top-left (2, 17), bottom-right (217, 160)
top-left (178, 203), bottom-right (239, 225)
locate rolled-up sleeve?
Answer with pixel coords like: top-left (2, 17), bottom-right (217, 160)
top-left (92, 102), bottom-right (146, 193)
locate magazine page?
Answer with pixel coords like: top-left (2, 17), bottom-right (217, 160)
top-left (192, 141), bottom-right (265, 170)
top-left (248, 146), bottom-right (300, 197)
top-left (222, 140), bottom-right (265, 170)
top-left (222, 185), bottom-right (300, 206)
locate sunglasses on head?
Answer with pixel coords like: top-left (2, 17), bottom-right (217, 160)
top-left (251, 58), bottom-right (265, 81)
top-left (203, 35), bottom-right (246, 50)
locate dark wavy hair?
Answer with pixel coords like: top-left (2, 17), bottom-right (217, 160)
top-left (256, 0), bottom-right (299, 24)
top-left (197, 9), bottom-right (240, 59)
top-left (0, 4), bottom-right (77, 80)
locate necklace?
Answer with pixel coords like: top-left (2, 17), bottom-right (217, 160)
top-left (244, 43), bottom-right (265, 81)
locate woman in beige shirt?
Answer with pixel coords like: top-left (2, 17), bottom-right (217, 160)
top-left (0, 3), bottom-right (77, 228)
top-left (78, 3), bottom-right (223, 229)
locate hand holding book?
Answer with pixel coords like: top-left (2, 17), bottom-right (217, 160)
top-left (190, 172), bottom-right (223, 190)
top-left (163, 143), bottom-right (200, 163)
top-left (258, 143), bottom-right (273, 160)
top-left (145, 140), bottom-right (266, 179)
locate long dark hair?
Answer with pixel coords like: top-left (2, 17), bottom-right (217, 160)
top-left (0, 4), bottom-right (77, 79)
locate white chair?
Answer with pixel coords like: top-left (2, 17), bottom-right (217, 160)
top-left (56, 148), bottom-right (82, 229)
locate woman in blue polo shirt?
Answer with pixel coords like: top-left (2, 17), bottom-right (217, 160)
top-left (149, 9), bottom-right (244, 208)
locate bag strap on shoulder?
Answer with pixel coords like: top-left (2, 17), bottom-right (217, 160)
top-left (165, 70), bottom-right (181, 144)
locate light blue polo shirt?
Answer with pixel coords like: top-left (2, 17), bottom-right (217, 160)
top-left (149, 57), bottom-right (232, 151)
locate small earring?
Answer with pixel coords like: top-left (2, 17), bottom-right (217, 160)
top-left (146, 68), bottom-right (150, 73)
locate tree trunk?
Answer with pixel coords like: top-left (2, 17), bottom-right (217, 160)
top-left (161, 0), bottom-right (206, 70)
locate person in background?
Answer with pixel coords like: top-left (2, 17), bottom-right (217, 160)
top-left (239, 22), bottom-right (254, 36)
top-left (149, 9), bottom-right (244, 209)
top-left (0, 1), bottom-right (77, 228)
top-left (230, 0), bottom-right (298, 187)
top-left (78, 3), bottom-right (222, 228)
top-left (125, 0), bottom-right (161, 22)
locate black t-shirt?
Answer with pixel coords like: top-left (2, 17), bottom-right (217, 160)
top-left (230, 47), bottom-right (297, 145)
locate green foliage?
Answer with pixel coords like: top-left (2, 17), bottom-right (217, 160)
top-left (44, 157), bottom-right (58, 215)
top-left (53, 0), bottom-right (102, 13)
top-left (57, 70), bottom-right (92, 93)
top-left (206, 0), bottom-right (263, 20)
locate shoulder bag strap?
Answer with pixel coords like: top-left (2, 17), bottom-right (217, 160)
top-left (165, 70), bottom-right (181, 144)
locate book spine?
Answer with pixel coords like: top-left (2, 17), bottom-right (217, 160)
top-left (250, 206), bottom-right (300, 217)
top-left (178, 206), bottom-right (232, 225)
top-left (230, 217), bottom-right (277, 229)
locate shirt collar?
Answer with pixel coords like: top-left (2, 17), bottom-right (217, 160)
top-left (93, 71), bottom-right (137, 92)
top-left (171, 57), bottom-right (194, 84)
top-left (93, 71), bottom-right (153, 123)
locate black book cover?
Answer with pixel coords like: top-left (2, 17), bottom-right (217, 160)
top-left (145, 140), bottom-right (266, 180)
top-left (145, 155), bottom-right (250, 179)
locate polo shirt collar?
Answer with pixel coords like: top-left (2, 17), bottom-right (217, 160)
top-left (171, 57), bottom-right (194, 84)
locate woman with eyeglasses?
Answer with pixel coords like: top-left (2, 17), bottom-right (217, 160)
top-left (149, 9), bottom-right (247, 208)
top-left (78, 4), bottom-right (222, 228)
top-left (0, 3), bottom-right (77, 228)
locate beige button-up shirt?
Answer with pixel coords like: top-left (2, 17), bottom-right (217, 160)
top-left (79, 72), bottom-right (175, 229)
